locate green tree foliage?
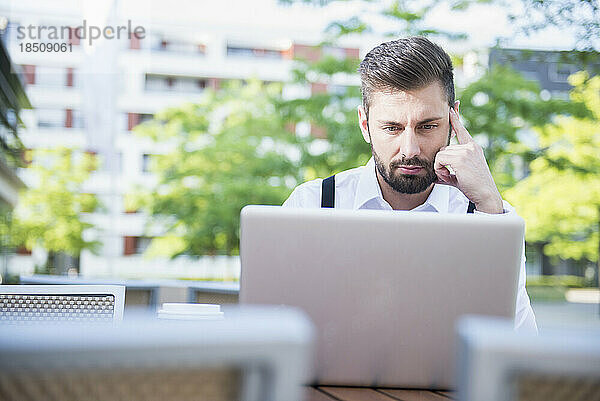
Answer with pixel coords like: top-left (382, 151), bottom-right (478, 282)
top-left (281, 0), bottom-right (487, 40)
top-left (277, 0), bottom-right (484, 180)
top-left (508, 0), bottom-right (600, 52)
top-left (458, 64), bottom-right (585, 190)
top-left (6, 148), bottom-right (100, 256)
top-left (504, 72), bottom-right (600, 262)
top-left (133, 1), bottom-right (488, 258)
top-left (277, 54), bottom-right (370, 180)
top-left (0, 203), bottom-right (13, 269)
top-left (279, 16), bottom-right (585, 188)
top-left (133, 81), bottom-right (302, 257)
top-left (131, 0), bottom-right (596, 266)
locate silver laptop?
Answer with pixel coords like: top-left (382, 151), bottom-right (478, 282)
top-left (239, 205), bottom-right (524, 389)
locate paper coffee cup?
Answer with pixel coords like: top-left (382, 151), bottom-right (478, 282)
top-left (157, 303), bottom-right (224, 320)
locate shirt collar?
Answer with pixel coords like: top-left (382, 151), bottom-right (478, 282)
top-left (354, 157), bottom-right (449, 213)
top-left (412, 182), bottom-right (449, 213)
top-left (353, 157), bottom-right (385, 210)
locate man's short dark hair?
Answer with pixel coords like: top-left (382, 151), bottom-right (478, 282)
top-left (358, 36), bottom-right (455, 118)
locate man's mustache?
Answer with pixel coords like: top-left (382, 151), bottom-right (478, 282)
top-left (390, 156), bottom-right (432, 169)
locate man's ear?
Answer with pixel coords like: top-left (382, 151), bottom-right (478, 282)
top-left (357, 105), bottom-right (371, 144)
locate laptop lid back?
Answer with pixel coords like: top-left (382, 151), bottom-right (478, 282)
top-left (240, 205), bottom-right (524, 389)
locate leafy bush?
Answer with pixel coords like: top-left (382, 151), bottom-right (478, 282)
top-left (526, 275), bottom-right (587, 288)
top-left (526, 286), bottom-right (567, 302)
top-left (525, 275), bottom-right (591, 302)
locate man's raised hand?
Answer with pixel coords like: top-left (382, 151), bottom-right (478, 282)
top-left (433, 107), bottom-right (504, 214)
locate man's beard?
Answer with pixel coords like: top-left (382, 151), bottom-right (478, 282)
top-left (372, 146), bottom-right (438, 195)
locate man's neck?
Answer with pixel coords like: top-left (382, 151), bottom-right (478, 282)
top-left (376, 170), bottom-right (434, 211)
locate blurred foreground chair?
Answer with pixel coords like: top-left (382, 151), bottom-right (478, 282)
top-left (0, 285), bottom-right (125, 322)
top-left (456, 316), bottom-right (600, 401)
top-left (0, 306), bottom-right (313, 401)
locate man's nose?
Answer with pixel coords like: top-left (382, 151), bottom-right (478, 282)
top-left (398, 129), bottom-right (420, 160)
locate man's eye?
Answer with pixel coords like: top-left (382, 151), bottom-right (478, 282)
top-left (383, 126), bottom-right (401, 132)
top-left (419, 124), bottom-right (437, 130)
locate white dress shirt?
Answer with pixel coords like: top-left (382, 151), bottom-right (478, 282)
top-left (283, 157), bottom-right (538, 333)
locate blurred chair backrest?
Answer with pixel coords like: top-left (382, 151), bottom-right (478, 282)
top-left (0, 285), bottom-right (126, 322)
top-left (0, 306), bottom-right (314, 401)
top-left (456, 316), bottom-right (600, 401)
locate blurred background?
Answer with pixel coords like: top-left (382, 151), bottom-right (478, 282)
top-left (0, 0), bottom-right (598, 328)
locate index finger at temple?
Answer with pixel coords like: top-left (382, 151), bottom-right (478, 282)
top-left (450, 108), bottom-right (473, 144)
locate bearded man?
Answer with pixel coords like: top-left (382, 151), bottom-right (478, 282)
top-left (283, 36), bottom-right (537, 332)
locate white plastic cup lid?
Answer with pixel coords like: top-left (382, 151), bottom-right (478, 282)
top-left (157, 313), bottom-right (224, 321)
top-left (158, 303), bottom-right (222, 315)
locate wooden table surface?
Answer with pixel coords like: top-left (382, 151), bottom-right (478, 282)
top-left (306, 386), bottom-right (455, 401)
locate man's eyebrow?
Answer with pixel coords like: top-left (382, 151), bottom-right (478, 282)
top-left (376, 116), bottom-right (445, 125)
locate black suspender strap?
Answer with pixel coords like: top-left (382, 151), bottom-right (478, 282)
top-left (467, 201), bottom-right (476, 214)
top-left (321, 175), bottom-right (336, 208)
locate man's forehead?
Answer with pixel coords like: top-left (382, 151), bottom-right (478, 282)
top-left (370, 82), bottom-right (446, 103)
top-left (369, 83), bottom-right (448, 118)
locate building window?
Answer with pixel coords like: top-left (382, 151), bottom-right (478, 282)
top-left (322, 45), bottom-right (346, 60)
top-left (127, 113), bottom-right (153, 130)
top-left (71, 110), bottom-right (84, 128)
top-left (66, 67), bottom-right (76, 87)
top-left (123, 236), bottom-right (135, 255)
top-left (21, 65), bottom-right (36, 85)
top-left (344, 47), bottom-right (360, 59)
top-left (227, 45), bottom-right (283, 59)
top-left (136, 237), bottom-right (152, 254)
top-left (139, 114), bottom-right (153, 124)
top-left (520, 70), bottom-right (539, 82)
top-left (130, 35), bottom-right (141, 49)
top-left (37, 109), bottom-right (84, 129)
top-left (549, 63), bottom-right (578, 83)
top-left (37, 108), bottom-right (65, 128)
top-left (145, 34), bottom-right (204, 55)
top-left (127, 113), bottom-right (139, 130)
top-left (65, 109), bottom-right (84, 129)
top-left (67, 27), bottom-right (80, 46)
top-left (525, 243), bottom-right (542, 276)
top-left (35, 66), bottom-right (66, 87)
top-left (145, 74), bottom-right (208, 93)
top-left (15, 246), bottom-right (32, 256)
top-left (65, 109), bottom-right (73, 128)
top-left (145, 75), bottom-right (164, 91)
top-left (550, 90), bottom-right (570, 100)
top-left (141, 153), bottom-right (152, 173)
top-left (123, 236), bottom-right (152, 255)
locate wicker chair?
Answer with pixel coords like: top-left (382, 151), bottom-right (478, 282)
top-left (0, 307), bottom-right (313, 401)
top-left (456, 316), bottom-right (600, 401)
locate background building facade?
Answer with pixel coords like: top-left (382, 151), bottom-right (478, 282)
top-left (0, 0), bottom-right (378, 279)
top-left (2, 0), bottom-right (582, 281)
